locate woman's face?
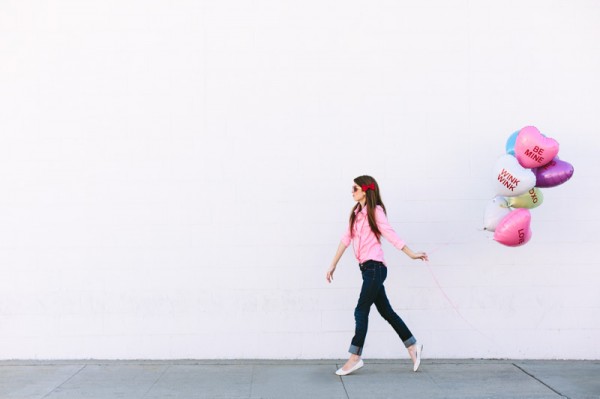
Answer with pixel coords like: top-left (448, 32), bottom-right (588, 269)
top-left (352, 183), bottom-right (366, 203)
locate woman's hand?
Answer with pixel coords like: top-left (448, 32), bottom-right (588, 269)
top-left (402, 245), bottom-right (429, 262)
top-left (411, 252), bottom-right (428, 261)
top-left (326, 241), bottom-right (347, 283)
top-left (326, 266), bottom-right (336, 283)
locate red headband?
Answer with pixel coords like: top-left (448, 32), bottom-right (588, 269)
top-left (361, 183), bottom-right (375, 192)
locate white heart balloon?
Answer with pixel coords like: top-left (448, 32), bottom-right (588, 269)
top-left (493, 154), bottom-right (536, 197)
top-left (483, 196), bottom-right (511, 231)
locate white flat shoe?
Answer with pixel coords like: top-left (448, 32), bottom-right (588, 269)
top-left (335, 359), bottom-right (364, 376)
top-left (413, 343), bottom-right (423, 372)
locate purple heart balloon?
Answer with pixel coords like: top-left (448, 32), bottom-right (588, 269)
top-left (534, 158), bottom-right (574, 188)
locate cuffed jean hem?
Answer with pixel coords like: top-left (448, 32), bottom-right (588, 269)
top-left (403, 336), bottom-right (417, 348)
top-left (349, 344), bottom-right (363, 356)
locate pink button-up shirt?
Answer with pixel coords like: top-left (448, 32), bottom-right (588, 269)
top-left (341, 205), bottom-right (406, 265)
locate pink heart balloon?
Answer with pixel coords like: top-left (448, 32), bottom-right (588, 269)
top-left (493, 208), bottom-right (532, 247)
top-left (515, 126), bottom-right (559, 169)
top-left (533, 157), bottom-right (574, 188)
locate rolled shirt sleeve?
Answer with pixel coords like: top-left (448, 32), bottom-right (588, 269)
top-left (341, 225), bottom-right (352, 247)
top-left (375, 206), bottom-right (406, 250)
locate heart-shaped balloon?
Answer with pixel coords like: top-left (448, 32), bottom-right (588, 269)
top-left (506, 187), bottom-right (544, 209)
top-left (493, 154), bottom-right (537, 197)
top-left (494, 208), bottom-right (532, 247)
top-left (483, 196), bottom-right (511, 232)
top-left (533, 157), bottom-right (574, 188)
top-left (515, 126), bottom-right (559, 168)
top-left (505, 130), bottom-right (520, 156)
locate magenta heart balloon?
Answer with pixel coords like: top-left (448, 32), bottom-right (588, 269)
top-left (493, 208), bottom-right (532, 247)
top-left (534, 157), bottom-right (574, 188)
top-left (515, 126), bottom-right (559, 168)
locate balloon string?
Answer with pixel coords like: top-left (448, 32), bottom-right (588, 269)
top-left (422, 230), bottom-right (495, 342)
top-left (424, 260), bottom-right (491, 341)
top-left (424, 260), bottom-right (460, 311)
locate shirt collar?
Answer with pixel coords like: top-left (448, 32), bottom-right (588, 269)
top-left (355, 205), bottom-right (368, 215)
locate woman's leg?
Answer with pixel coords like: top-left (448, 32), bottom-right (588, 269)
top-left (373, 284), bottom-right (416, 347)
top-left (340, 265), bottom-right (384, 372)
top-left (374, 282), bottom-right (423, 370)
top-left (349, 266), bottom-right (384, 356)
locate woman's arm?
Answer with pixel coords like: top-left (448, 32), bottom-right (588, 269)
top-left (326, 241), bottom-right (348, 283)
top-left (376, 207), bottom-right (428, 261)
top-left (375, 206), bottom-right (406, 250)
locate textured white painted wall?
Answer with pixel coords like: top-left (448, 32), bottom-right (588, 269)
top-left (1, 0), bottom-right (599, 359)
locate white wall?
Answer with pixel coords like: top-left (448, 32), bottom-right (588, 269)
top-left (1, 0), bottom-right (599, 360)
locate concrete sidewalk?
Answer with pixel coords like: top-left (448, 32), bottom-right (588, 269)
top-left (1, 359), bottom-right (598, 399)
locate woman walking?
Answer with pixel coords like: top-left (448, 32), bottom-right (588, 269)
top-left (326, 175), bottom-right (428, 376)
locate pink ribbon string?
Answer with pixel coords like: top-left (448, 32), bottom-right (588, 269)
top-left (422, 230), bottom-right (494, 341)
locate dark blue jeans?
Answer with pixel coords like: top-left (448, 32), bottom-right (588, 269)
top-left (349, 260), bottom-right (416, 356)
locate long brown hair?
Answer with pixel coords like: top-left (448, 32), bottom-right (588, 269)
top-left (349, 175), bottom-right (387, 241)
